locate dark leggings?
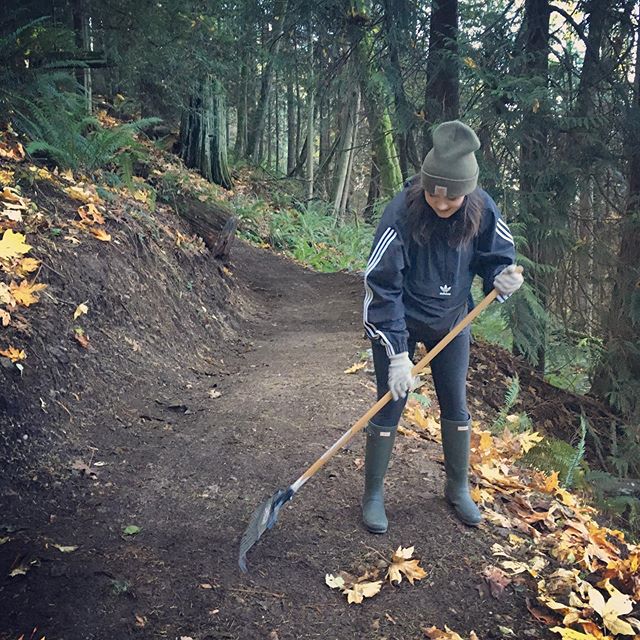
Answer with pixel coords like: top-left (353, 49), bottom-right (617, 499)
top-left (371, 329), bottom-right (470, 426)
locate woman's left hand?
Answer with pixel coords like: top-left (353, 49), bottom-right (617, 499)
top-left (493, 264), bottom-right (524, 296)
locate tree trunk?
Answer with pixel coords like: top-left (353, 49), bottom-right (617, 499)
top-left (179, 76), bottom-right (233, 190)
top-left (591, 8), bottom-right (640, 418)
top-left (514, 0), bottom-right (550, 371)
top-left (333, 85), bottom-right (361, 220)
top-left (423, 0), bottom-right (459, 155)
top-left (234, 63), bottom-right (248, 157)
top-left (72, 0), bottom-right (93, 114)
top-left (382, 0), bottom-right (420, 177)
top-left (363, 160), bottom-right (380, 224)
top-left (250, 0), bottom-right (289, 163)
top-left (565, 0), bottom-right (608, 334)
top-left (286, 80), bottom-right (296, 174)
top-left (275, 70), bottom-right (280, 172)
top-left (347, 0), bottom-right (402, 198)
top-left (305, 26), bottom-right (315, 201)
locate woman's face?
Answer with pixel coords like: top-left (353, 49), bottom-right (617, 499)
top-left (424, 190), bottom-right (465, 218)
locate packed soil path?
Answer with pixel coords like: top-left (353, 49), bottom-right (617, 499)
top-left (1, 243), bottom-right (549, 640)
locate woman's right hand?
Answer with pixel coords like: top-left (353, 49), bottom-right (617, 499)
top-left (388, 352), bottom-right (415, 401)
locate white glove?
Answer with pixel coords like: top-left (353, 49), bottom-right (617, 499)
top-left (493, 264), bottom-right (523, 296)
top-left (388, 352), bottom-right (416, 401)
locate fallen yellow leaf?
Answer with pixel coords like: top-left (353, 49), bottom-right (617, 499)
top-left (1, 187), bottom-right (22, 203)
top-left (0, 346), bottom-right (26, 362)
top-left (550, 627), bottom-right (601, 639)
top-left (0, 229), bottom-right (32, 260)
top-left (343, 580), bottom-right (382, 604)
top-left (588, 582), bottom-right (635, 636)
top-left (16, 257), bottom-right (40, 275)
top-left (90, 227), bottom-right (111, 242)
top-left (0, 282), bottom-right (15, 305)
top-left (344, 361), bottom-right (366, 374)
top-left (9, 280), bottom-right (47, 306)
top-left (73, 303), bottom-right (89, 320)
top-left (325, 574), bottom-right (345, 590)
top-left (386, 546), bottom-right (427, 585)
top-left (78, 203), bottom-right (105, 225)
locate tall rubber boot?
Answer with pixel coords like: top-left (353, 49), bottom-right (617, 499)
top-left (441, 417), bottom-right (482, 526)
top-left (362, 422), bottom-right (397, 533)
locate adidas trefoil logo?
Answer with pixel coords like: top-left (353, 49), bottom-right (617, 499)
top-left (439, 284), bottom-right (452, 296)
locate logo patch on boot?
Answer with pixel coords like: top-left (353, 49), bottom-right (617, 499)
top-left (457, 425), bottom-right (469, 431)
top-left (380, 431), bottom-right (392, 437)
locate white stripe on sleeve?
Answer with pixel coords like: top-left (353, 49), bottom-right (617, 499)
top-left (363, 227), bottom-right (398, 357)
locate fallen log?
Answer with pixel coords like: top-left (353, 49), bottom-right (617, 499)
top-left (173, 194), bottom-right (238, 261)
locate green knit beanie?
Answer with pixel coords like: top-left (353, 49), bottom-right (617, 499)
top-left (421, 120), bottom-right (480, 198)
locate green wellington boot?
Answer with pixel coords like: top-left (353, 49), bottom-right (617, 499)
top-left (362, 422), bottom-right (397, 533)
top-left (441, 417), bottom-right (482, 526)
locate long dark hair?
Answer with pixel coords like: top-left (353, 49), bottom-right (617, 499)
top-left (405, 180), bottom-right (483, 247)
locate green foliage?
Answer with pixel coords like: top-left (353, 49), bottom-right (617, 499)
top-left (490, 375), bottom-right (532, 434)
top-left (470, 279), bottom-right (512, 348)
top-left (585, 469), bottom-right (640, 535)
top-left (565, 414), bottom-right (587, 488)
top-left (237, 197), bottom-right (373, 273)
top-left (12, 75), bottom-right (160, 174)
top-left (522, 436), bottom-right (586, 489)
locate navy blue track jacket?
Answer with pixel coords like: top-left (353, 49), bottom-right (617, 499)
top-left (363, 183), bottom-right (516, 357)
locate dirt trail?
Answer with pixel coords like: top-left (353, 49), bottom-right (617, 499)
top-left (0, 242), bottom-right (549, 640)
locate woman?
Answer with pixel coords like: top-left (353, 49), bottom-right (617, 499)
top-left (362, 120), bottom-right (523, 533)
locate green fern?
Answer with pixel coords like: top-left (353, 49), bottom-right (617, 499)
top-left (564, 414), bottom-right (587, 488)
top-left (13, 77), bottom-right (161, 173)
top-left (491, 375), bottom-right (521, 432)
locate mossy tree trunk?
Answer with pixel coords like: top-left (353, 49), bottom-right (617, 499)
top-left (347, 0), bottom-right (402, 199)
top-left (179, 75), bottom-right (233, 190)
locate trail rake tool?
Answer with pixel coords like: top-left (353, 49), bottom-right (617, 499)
top-left (238, 284), bottom-right (510, 572)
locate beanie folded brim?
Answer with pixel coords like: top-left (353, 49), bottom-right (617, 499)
top-left (421, 167), bottom-right (479, 198)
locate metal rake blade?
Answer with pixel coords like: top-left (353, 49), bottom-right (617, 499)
top-left (238, 487), bottom-right (293, 573)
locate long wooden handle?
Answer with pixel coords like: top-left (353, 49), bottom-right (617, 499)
top-left (291, 283), bottom-right (510, 492)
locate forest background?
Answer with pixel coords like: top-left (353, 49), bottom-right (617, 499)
top-left (1, 0), bottom-right (640, 525)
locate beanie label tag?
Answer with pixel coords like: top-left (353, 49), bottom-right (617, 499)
top-left (434, 185), bottom-right (448, 196)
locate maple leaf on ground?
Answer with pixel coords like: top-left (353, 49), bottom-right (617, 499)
top-left (386, 546), bottom-right (427, 585)
top-left (73, 303), bottom-right (89, 320)
top-left (0, 346), bottom-right (26, 362)
top-left (588, 582), bottom-right (635, 636)
top-left (550, 627), bottom-right (606, 639)
top-left (0, 169), bottom-right (14, 184)
top-left (325, 574), bottom-right (346, 590)
top-left (9, 280), bottom-right (47, 306)
top-left (482, 565), bottom-right (512, 598)
top-left (0, 229), bottom-right (32, 260)
top-left (89, 227), bottom-right (111, 242)
top-left (344, 361), bottom-right (366, 374)
top-left (423, 626), bottom-right (480, 640)
top-left (0, 140), bottom-right (25, 162)
top-left (0, 282), bottom-right (15, 306)
top-left (343, 580), bottom-right (382, 604)
top-left (15, 257), bottom-right (40, 277)
top-left (78, 203), bottom-right (105, 225)
top-left (0, 309), bottom-right (10, 326)
top-left (1, 187), bottom-right (24, 204)
top-left (64, 184), bottom-right (102, 204)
